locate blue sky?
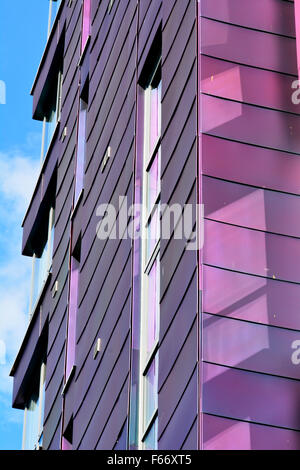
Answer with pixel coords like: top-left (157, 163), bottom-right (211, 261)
top-left (0, 1), bottom-right (50, 450)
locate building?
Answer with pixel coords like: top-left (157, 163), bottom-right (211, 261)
top-left (10, 0), bottom-right (300, 450)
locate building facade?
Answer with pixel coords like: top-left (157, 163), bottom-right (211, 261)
top-left (10, 0), bottom-right (300, 450)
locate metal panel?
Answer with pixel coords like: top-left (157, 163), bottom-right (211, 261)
top-left (158, 369), bottom-right (197, 450)
top-left (202, 134), bottom-right (300, 196)
top-left (203, 176), bottom-right (300, 238)
top-left (203, 414), bottom-right (300, 450)
top-left (159, 272), bottom-right (197, 388)
top-left (201, 55), bottom-right (300, 115)
top-left (203, 363), bottom-right (300, 431)
top-left (203, 313), bottom-right (300, 380)
top-left (201, 17), bottom-right (297, 76)
top-left (202, 94), bottom-right (300, 154)
top-left (201, 0), bottom-right (295, 37)
top-left (203, 265), bottom-right (300, 331)
top-left (158, 324), bottom-right (197, 438)
top-left (204, 219), bottom-right (300, 283)
top-left (76, 339), bottom-right (130, 449)
top-left (95, 378), bottom-right (129, 450)
top-left (73, 306), bottom-right (130, 446)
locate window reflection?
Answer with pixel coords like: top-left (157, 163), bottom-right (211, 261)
top-left (40, 71), bottom-right (63, 165)
top-left (47, 0), bottom-right (62, 38)
top-left (23, 362), bottom-right (46, 450)
top-left (144, 418), bottom-right (158, 450)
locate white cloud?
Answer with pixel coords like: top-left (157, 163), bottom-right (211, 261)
top-left (0, 147), bottom-right (40, 404)
top-left (0, 150), bottom-right (40, 215)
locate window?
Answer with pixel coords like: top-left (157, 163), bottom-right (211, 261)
top-left (139, 58), bottom-right (161, 450)
top-left (65, 237), bottom-right (81, 379)
top-left (40, 70), bottom-right (63, 164)
top-left (29, 206), bottom-right (55, 318)
top-left (47, 0), bottom-right (62, 38)
top-left (22, 361), bottom-right (46, 450)
top-left (74, 82), bottom-right (88, 203)
top-left (81, 0), bottom-right (91, 52)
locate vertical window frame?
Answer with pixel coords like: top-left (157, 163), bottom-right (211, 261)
top-left (65, 237), bottom-right (81, 380)
top-left (138, 57), bottom-right (162, 450)
top-left (74, 96), bottom-right (88, 204)
top-left (22, 361), bottom-right (46, 450)
top-left (40, 70), bottom-right (63, 166)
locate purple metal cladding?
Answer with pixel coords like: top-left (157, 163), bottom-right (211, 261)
top-left (198, 0), bottom-right (300, 450)
top-left (22, 138), bottom-right (59, 256)
top-left (201, 17), bottom-right (297, 75)
top-left (202, 94), bottom-right (300, 154)
top-left (204, 219), bottom-right (300, 284)
top-left (201, 56), bottom-right (300, 115)
top-left (203, 177), bottom-right (300, 238)
top-left (201, 0), bottom-right (296, 37)
top-left (31, 13), bottom-right (66, 120)
top-left (11, 312), bottom-right (41, 408)
top-left (203, 363), bottom-right (300, 431)
top-left (158, 369), bottom-right (197, 450)
top-left (203, 414), bottom-right (300, 451)
top-left (137, 0), bottom-right (162, 78)
top-left (203, 265), bottom-right (300, 331)
top-left (203, 313), bottom-right (300, 380)
top-left (202, 135), bottom-right (300, 196)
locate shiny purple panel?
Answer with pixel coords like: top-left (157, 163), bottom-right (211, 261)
top-left (203, 313), bottom-right (300, 380)
top-left (203, 363), bottom-right (300, 430)
top-left (202, 134), bottom-right (300, 196)
top-left (203, 177), bottom-right (300, 238)
top-left (201, 56), bottom-right (300, 115)
top-left (203, 265), bottom-right (300, 331)
top-left (204, 219), bottom-right (300, 283)
top-left (202, 94), bottom-right (300, 154)
top-left (203, 414), bottom-right (300, 450)
top-left (201, 0), bottom-right (295, 37)
top-left (201, 18), bottom-right (297, 75)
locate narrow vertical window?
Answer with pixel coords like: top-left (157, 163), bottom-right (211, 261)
top-left (65, 236), bottom-right (81, 379)
top-left (74, 88), bottom-right (88, 203)
top-left (22, 361), bottom-right (46, 450)
top-left (139, 58), bottom-right (161, 450)
top-left (81, 0), bottom-right (91, 52)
